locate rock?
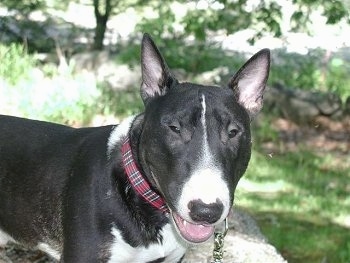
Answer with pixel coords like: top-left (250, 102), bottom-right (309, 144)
top-left (315, 92), bottom-right (342, 116)
top-left (71, 52), bottom-right (141, 90)
top-left (183, 208), bottom-right (287, 263)
top-left (98, 63), bottom-right (140, 90)
top-left (0, 245), bottom-right (54, 263)
top-left (194, 67), bottom-right (230, 85)
top-left (264, 84), bottom-right (344, 123)
top-left (71, 51), bottom-right (110, 73)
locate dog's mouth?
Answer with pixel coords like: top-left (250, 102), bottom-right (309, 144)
top-left (171, 212), bottom-right (214, 243)
top-left (148, 169), bottom-right (215, 242)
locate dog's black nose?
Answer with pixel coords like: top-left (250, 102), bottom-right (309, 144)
top-left (188, 199), bottom-right (224, 224)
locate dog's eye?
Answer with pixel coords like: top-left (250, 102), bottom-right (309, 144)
top-left (228, 128), bottom-right (239, 138)
top-left (169, 125), bottom-right (181, 134)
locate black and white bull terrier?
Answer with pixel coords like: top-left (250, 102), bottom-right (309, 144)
top-left (0, 34), bottom-right (270, 262)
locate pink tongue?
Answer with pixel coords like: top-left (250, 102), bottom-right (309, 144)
top-left (173, 213), bottom-right (214, 243)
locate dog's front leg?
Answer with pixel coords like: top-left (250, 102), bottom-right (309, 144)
top-left (60, 232), bottom-right (103, 263)
top-left (60, 189), bottom-right (106, 262)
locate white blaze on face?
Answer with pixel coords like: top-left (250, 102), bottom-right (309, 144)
top-left (176, 94), bottom-right (231, 224)
top-left (200, 94), bottom-right (209, 156)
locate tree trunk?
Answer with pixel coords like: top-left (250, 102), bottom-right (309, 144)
top-left (93, 16), bottom-right (108, 50)
top-left (92, 0), bottom-right (111, 50)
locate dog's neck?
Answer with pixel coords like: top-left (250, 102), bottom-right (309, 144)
top-left (121, 137), bottom-right (169, 213)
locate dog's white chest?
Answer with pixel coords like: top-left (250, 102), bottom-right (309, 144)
top-left (107, 224), bottom-right (186, 263)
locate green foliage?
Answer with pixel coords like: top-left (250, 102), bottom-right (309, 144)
top-left (136, 3), bottom-right (177, 41)
top-left (322, 0), bottom-right (349, 24)
top-left (116, 39), bottom-right (350, 102)
top-left (2, 0), bottom-right (349, 52)
top-left (269, 49), bottom-right (322, 90)
top-left (292, 0), bottom-right (350, 27)
top-left (1, 72), bottom-right (100, 125)
top-left (0, 43), bottom-right (37, 85)
top-left (324, 55), bottom-right (350, 102)
top-left (251, 1), bottom-right (283, 43)
top-left (117, 39), bottom-right (246, 75)
top-left (115, 43), bottom-right (140, 65)
top-left (117, 39), bottom-right (350, 102)
top-left (96, 83), bottom-right (144, 118)
top-left (252, 116), bottom-right (279, 144)
top-left (269, 49), bottom-right (350, 102)
top-left (0, 0), bottom-right (72, 14)
top-left (0, 0), bottom-right (45, 15)
top-left (137, 0), bottom-right (349, 45)
top-left (137, 0), bottom-right (284, 43)
top-left (0, 46), bottom-right (100, 125)
top-left (31, 73), bottom-right (100, 125)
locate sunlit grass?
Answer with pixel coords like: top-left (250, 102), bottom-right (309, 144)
top-left (237, 148), bottom-right (350, 263)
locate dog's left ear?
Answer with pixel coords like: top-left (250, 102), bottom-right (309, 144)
top-left (140, 33), bottom-right (175, 105)
top-left (228, 49), bottom-right (270, 118)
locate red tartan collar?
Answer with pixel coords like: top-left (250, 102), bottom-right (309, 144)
top-left (121, 137), bottom-right (169, 213)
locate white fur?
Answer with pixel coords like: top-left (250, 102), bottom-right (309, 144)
top-left (177, 166), bottom-right (230, 224)
top-left (237, 67), bottom-right (265, 111)
top-left (0, 229), bottom-right (15, 246)
top-left (200, 94), bottom-right (208, 148)
top-left (107, 115), bottom-right (136, 158)
top-left (36, 243), bottom-right (61, 260)
top-left (176, 94), bottom-right (231, 224)
top-left (108, 224), bottom-right (186, 263)
top-left (200, 94), bottom-right (212, 163)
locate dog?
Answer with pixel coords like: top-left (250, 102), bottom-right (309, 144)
top-left (0, 34), bottom-right (270, 262)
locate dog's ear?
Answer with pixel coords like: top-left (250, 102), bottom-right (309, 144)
top-left (228, 49), bottom-right (270, 118)
top-left (140, 33), bottom-right (175, 105)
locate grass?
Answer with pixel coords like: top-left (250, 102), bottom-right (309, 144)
top-left (236, 142), bottom-right (350, 262)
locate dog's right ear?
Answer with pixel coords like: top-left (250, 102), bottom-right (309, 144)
top-left (140, 33), bottom-right (175, 105)
top-left (228, 49), bottom-right (270, 119)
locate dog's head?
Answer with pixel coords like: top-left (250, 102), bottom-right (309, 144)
top-left (137, 34), bottom-right (270, 243)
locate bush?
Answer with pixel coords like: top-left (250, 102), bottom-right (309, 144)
top-left (116, 38), bottom-right (246, 75)
top-left (0, 43), bottom-right (100, 125)
top-left (269, 48), bottom-right (350, 102)
top-left (325, 56), bottom-right (350, 102)
top-left (0, 43), bottom-right (37, 85)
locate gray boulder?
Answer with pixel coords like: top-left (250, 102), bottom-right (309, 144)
top-left (264, 84), bottom-right (343, 123)
top-left (183, 208), bottom-right (287, 263)
top-left (71, 52), bottom-right (141, 90)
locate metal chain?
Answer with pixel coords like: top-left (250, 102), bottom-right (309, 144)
top-left (211, 217), bottom-right (229, 263)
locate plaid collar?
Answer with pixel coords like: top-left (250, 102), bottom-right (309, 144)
top-left (121, 137), bottom-right (169, 213)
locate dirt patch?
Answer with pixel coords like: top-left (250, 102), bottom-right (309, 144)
top-left (0, 246), bottom-right (53, 263)
top-left (261, 116), bottom-right (350, 156)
